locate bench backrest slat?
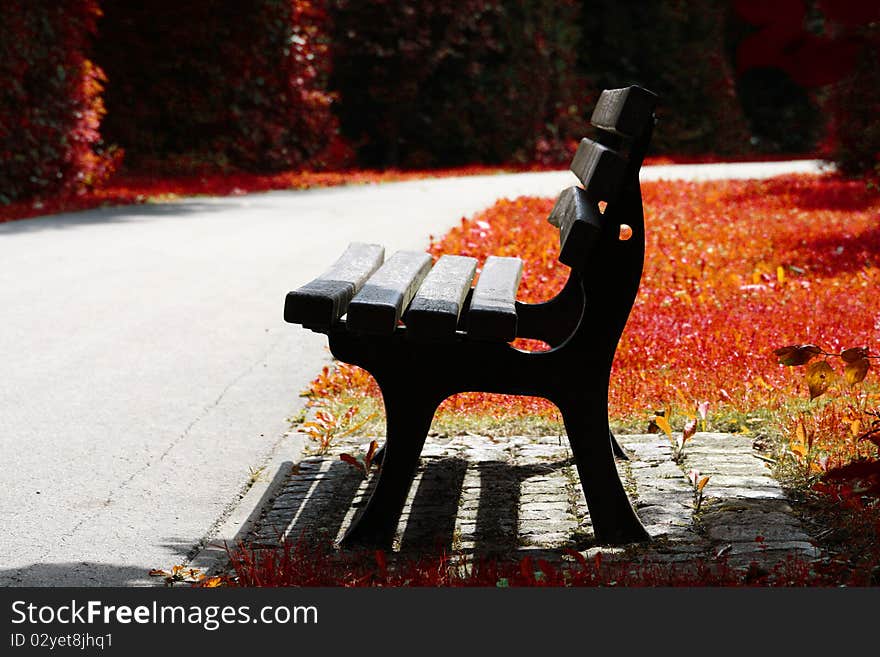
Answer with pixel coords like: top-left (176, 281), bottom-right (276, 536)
top-left (406, 255), bottom-right (478, 341)
top-left (551, 86), bottom-right (656, 268)
top-left (283, 242), bottom-right (385, 328)
top-left (548, 186), bottom-right (603, 269)
top-left (467, 256), bottom-right (523, 342)
top-left (590, 86), bottom-right (658, 138)
top-left (569, 138), bottom-right (626, 202)
top-left (346, 250), bottom-right (433, 335)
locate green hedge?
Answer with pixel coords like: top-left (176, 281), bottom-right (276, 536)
top-left (823, 17), bottom-right (880, 178)
top-left (579, 0), bottom-right (751, 155)
top-left (329, 0), bottom-right (587, 168)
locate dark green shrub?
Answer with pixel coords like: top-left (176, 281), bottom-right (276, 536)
top-left (823, 20), bottom-right (880, 178)
top-left (329, 0), bottom-right (587, 168)
top-left (578, 0), bottom-right (751, 155)
top-left (94, 1), bottom-right (337, 173)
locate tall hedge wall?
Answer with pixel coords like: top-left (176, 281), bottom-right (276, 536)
top-left (4, 0), bottom-right (877, 201)
top-left (821, 6), bottom-right (880, 178)
top-left (579, 0), bottom-right (751, 155)
top-left (94, 0), bottom-right (337, 172)
top-left (329, 0), bottom-right (587, 168)
top-left (0, 1), bottom-right (114, 204)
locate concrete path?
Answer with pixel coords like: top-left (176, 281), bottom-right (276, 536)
top-left (0, 160), bottom-right (824, 585)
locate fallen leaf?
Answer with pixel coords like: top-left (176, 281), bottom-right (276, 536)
top-left (653, 415), bottom-right (673, 438)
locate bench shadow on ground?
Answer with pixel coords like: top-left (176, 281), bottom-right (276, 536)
top-left (233, 433), bottom-right (824, 579)
top-left (249, 455), bottom-right (585, 558)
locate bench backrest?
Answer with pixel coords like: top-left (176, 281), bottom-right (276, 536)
top-left (285, 86), bottom-right (656, 341)
top-left (548, 86), bottom-right (657, 269)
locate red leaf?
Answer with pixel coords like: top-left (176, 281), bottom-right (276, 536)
top-left (375, 550), bottom-right (387, 577)
top-left (683, 418), bottom-right (698, 444)
top-left (841, 347), bottom-right (869, 363)
top-left (733, 0), bottom-right (805, 26)
top-left (365, 439), bottom-right (379, 465)
top-left (339, 453), bottom-right (365, 475)
top-left (564, 548), bottom-right (589, 570)
top-left (774, 344), bottom-right (822, 366)
top-left (818, 0), bottom-right (880, 26)
top-left (520, 557), bottom-right (534, 581)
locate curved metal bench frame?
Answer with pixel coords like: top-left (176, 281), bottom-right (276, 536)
top-left (287, 86), bottom-right (657, 549)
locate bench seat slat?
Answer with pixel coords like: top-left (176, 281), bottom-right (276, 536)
top-left (284, 242), bottom-right (385, 328)
top-left (406, 255), bottom-right (478, 341)
top-left (548, 186), bottom-right (603, 268)
top-left (467, 256), bottom-right (523, 342)
top-left (590, 86), bottom-right (658, 138)
top-left (570, 138), bottom-right (626, 202)
top-left (347, 251), bottom-right (433, 335)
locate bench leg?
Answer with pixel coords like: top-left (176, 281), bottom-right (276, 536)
top-left (610, 430), bottom-right (628, 460)
top-left (560, 398), bottom-right (650, 545)
top-left (339, 391), bottom-right (436, 550)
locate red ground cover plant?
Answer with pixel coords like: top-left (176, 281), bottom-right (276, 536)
top-left (305, 173), bottom-right (880, 445)
top-left (199, 535), bottom-right (874, 587)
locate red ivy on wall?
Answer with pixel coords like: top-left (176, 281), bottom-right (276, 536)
top-left (733, 0), bottom-right (880, 176)
top-left (0, 1), bottom-right (118, 203)
top-left (94, 0), bottom-right (338, 173)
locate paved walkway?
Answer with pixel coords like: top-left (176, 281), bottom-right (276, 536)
top-left (232, 431), bottom-right (818, 574)
top-left (0, 160), bottom-right (825, 585)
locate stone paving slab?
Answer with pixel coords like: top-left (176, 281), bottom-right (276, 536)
top-left (243, 431), bottom-right (820, 571)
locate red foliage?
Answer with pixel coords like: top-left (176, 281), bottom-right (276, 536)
top-left (306, 174), bottom-right (880, 426)
top-left (733, 0), bottom-right (879, 177)
top-left (216, 536), bottom-right (873, 587)
top-left (819, 460), bottom-right (880, 498)
top-left (821, 20), bottom-right (880, 179)
top-left (0, 0), bottom-right (117, 203)
top-left (732, 0), bottom-right (874, 88)
top-left (94, 1), bottom-right (337, 173)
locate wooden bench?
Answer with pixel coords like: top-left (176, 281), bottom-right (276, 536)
top-left (285, 86), bottom-right (658, 549)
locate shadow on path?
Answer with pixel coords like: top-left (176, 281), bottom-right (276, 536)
top-left (0, 199), bottom-right (239, 236)
top-left (0, 562), bottom-right (156, 587)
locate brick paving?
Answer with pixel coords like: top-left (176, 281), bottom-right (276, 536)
top-left (245, 431), bottom-right (819, 570)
